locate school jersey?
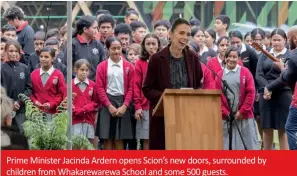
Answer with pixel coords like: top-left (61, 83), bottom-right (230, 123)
top-left (30, 68), bottom-right (66, 114)
top-left (1, 61), bottom-right (32, 113)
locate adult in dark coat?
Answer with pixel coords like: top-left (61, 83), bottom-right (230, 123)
top-left (142, 18), bottom-right (203, 150)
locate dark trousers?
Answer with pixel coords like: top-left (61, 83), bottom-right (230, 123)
top-left (285, 105), bottom-right (297, 150)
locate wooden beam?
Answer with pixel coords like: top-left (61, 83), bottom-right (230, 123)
top-left (1, 1), bottom-right (10, 11)
top-left (78, 1), bottom-right (92, 16)
top-left (71, 1), bottom-right (92, 23)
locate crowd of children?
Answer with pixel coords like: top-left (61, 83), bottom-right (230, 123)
top-left (1, 5), bottom-right (297, 150)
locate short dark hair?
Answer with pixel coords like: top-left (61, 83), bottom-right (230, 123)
top-left (98, 14), bottom-right (116, 28)
top-left (96, 9), bottom-right (111, 17)
top-left (271, 28), bottom-right (287, 42)
top-left (215, 15), bottom-right (230, 30)
top-left (171, 18), bottom-right (190, 32)
top-left (1, 24), bottom-right (16, 33)
top-left (189, 17), bottom-right (201, 27)
top-left (40, 47), bottom-right (56, 58)
top-left (154, 20), bottom-right (171, 30)
top-left (140, 33), bottom-right (161, 61)
top-left (188, 41), bottom-right (200, 54)
top-left (130, 21), bottom-right (146, 32)
top-left (46, 28), bottom-right (60, 41)
top-left (126, 8), bottom-right (139, 17)
top-left (45, 38), bottom-right (59, 46)
top-left (114, 23), bottom-right (132, 36)
top-left (251, 28), bottom-right (265, 40)
top-left (73, 15), bottom-right (96, 37)
top-left (34, 31), bottom-right (46, 41)
top-left (229, 30), bottom-right (243, 41)
top-left (3, 5), bottom-right (25, 21)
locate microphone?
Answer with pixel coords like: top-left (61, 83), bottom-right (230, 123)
top-left (199, 60), bottom-right (235, 95)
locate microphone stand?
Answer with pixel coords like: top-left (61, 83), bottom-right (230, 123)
top-left (200, 61), bottom-right (248, 150)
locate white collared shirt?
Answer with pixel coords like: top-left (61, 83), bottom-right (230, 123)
top-left (240, 43), bottom-right (247, 53)
top-left (200, 45), bottom-right (209, 56)
top-left (74, 77), bottom-right (89, 85)
top-left (40, 66), bottom-right (55, 76)
top-left (107, 57), bottom-right (124, 96)
top-left (224, 64), bottom-right (240, 75)
top-left (269, 47), bottom-right (287, 57)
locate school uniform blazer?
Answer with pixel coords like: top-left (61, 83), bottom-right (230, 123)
top-left (95, 58), bottom-right (134, 108)
top-left (72, 79), bottom-right (98, 126)
top-left (134, 58), bottom-right (149, 111)
top-left (142, 45), bottom-right (204, 109)
top-left (30, 69), bottom-right (66, 114)
top-left (207, 57), bottom-right (243, 80)
top-left (201, 63), bottom-right (215, 89)
top-left (215, 66), bottom-right (255, 120)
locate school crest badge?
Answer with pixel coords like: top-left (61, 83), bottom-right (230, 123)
top-left (57, 58), bottom-right (62, 63)
top-left (89, 88), bottom-right (93, 96)
top-left (52, 77), bottom-right (58, 85)
top-left (125, 67), bottom-right (130, 74)
top-left (19, 72), bottom-right (25, 79)
top-left (92, 48), bottom-right (99, 55)
top-left (242, 57), bottom-right (250, 63)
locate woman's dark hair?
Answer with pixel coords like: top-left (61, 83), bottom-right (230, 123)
top-left (96, 9), bottom-right (111, 17)
top-left (205, 29), bottom-right (216, 43)
top-left (140, 33), bottom-right (161, 61)
top-left (74, 58), bottom-right (91, 70)
top-left (171, 18), bottom-right (190, 32)
top-left (106, 37), bottom-right (122, 49)
top-left (224, 46), bottom-right (240, 58)
top-left (40, 47), bottom-right (56, 58)
top-left (270, 28), bottom-right (287, 42)
top-left (98, 14), bottom-right (116, 28)
top-left (229, 30), bottom-right (243, 41)
top-left (126, 8), bottom-right (139, 17)
top-left (244, 32), bottom-right (251, 40)
top-left (154, 20), bottom-right (172, 30)
top-left (188, 41), bottom-right (200, 54)
top-left (1, 24), bottom-right (16, 33)
top-left (3, 5), bottom-right (24, 21)
top-left (251, 28), bottom-right (265, 40)
top-left (217, 36), bottom-right (231, 45)
top-left (4, 40), bottom-right (21, 53)
top-left (191, 27), bottom-right (205, 37)
top-left (73, 15), bottom-right (96, 37)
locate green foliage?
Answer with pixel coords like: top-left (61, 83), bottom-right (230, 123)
top-left (18, 94), bottom-right (94, 150)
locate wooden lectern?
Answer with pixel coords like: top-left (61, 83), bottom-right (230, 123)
top-left (153, 89), bottom-right (223, 150)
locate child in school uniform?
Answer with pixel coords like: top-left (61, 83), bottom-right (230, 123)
top-left (1, 40), bottom-right (32, 132)
top-left (215, 46), bottom-right (258, 150)
top-left (134, 33), bottom-right (161, 150)
top-left (30, 47), bottom-right (66, 121)
top-left (126, 43), bottom-right (141, 65)
top-left (96, 37), bottom-right (134, 150)
top-left (28, 31), bottom-right (45, 73)
top-left (72, 59), bottom-right (98, 145)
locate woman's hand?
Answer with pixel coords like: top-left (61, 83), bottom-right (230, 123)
top-left (116, 105), bottom-right (127, 117)
top-left (135, 109), bottom-right (143, 120)
top-left (108, 105), bottom-right (118, 117)
top-left (13, 101), bottom-right (20, 111)
top-left (263, 87), bottom-right (272, 100)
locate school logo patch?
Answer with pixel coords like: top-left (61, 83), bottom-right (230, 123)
top-left (242, 57), bottom-right (250, 63)
top-left (57, 58), bottom-right (62, 63)
top-left (92, 48), bottom-right (99, 55)
top-left (89, 88), bottom-right (93, 96)
top-left (125, 67), bottom-right (130, 74)
top-left (19, 72), bottom-right (25, 79)
top-left (52, 77), bottom-right (58, 85)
